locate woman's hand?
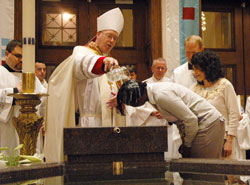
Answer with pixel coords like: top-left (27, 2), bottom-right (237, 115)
top-left (223, 135), bottom-right (234, 157)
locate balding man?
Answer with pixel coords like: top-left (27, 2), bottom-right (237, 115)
top-left (144, 58), bottom-right (170, 83)
top-left (171, 35), bottom-right (204, 89)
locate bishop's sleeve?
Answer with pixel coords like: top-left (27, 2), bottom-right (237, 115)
top-left (73, 46), bottom-right (104, 81)
top-left (0, 88), bottom-right (15, 123)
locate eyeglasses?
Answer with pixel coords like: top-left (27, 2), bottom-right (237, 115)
top-left (11, 53), bottom-right (22, 59)
top-left (155, 67), bottom-right (166, 71)
top-left (103, 33), bottom-right (118, 42)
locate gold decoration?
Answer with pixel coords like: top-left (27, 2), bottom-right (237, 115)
top-left (9, 93), bottom-right (47, 155)
top-left (113, 161), bottom-right (123, 175)
top-left (22, 72), bottom-right (35, 93)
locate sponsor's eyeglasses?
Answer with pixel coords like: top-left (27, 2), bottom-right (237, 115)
top-left (155, 67), bottom-right (166, 71)
top-left (11, 53), bottom-right (22, 59)
top-left (103, 33), bottom-right (118, 42)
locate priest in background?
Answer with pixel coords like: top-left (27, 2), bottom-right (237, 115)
top-left (44, 8), bottom-right (125, 162)
top-left (35, 60), bottom-right (47, 89)
top-left (0, 40), bottom-right (46, 155)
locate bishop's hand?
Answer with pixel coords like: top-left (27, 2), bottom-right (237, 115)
top-left (103, 57), bottom-right (119, 72)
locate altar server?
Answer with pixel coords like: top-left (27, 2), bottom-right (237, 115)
top-left (0, 40), bottom-right (46, 155)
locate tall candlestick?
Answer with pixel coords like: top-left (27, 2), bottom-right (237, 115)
top-left (22, 0), bottom-right (35, 73)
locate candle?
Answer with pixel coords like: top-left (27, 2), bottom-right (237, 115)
top-left (22, 0), bottom-right (35, 73)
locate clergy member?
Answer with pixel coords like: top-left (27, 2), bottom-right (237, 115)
top-left (171, 35), bottom-right (204, 89)
top-left (44, 8), bottom-right (125, 162)
top-left (0, 40), bottom-right (46, 155)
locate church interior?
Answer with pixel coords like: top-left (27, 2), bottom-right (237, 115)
top-left (1, 0), bottom-right (250, 184)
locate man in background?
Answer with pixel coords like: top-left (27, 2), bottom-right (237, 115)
top-left (144, 58), bottom-right (170, 83)
top-left (171, 35), bottom-right (204, 89)
top-left (127, 58), bottom-right (171, 126)
top-left (128, 65), bottom-right (137, 80)
top-left (0, 40), bottom-right (45, 155)
top-left (35, 60), bottom-right (47, 89)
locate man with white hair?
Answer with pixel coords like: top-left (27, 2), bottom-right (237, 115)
top-left (126, 58), bottom-right (171, 126)
top-left (44, 8), bottom-right (125, 162)
top-left (144, 58), bottom-right (170, 83)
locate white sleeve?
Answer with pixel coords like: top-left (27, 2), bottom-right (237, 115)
top-left (0, 88), bottom-right (14, 122)
top-left (35, 77), bottom-right (47, 117)
top-left (73, 47), bottom-right (102, 80)
top-left (155, 91), bottom-right (199, 147)
top-left (224, 82), bottom-right (240, 136)
top-left (170, 70), bottom-right (176, 83)
top-left (126, 102), bottom-right (156, 126)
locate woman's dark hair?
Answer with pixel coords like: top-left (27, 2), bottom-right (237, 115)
top-left (191, 50), bottom-right (224, 83)
top-left (117, 80), bottom-right (147, 115)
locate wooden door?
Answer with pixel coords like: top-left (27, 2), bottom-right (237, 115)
top-left (202, 0), bottom-right (250, 104)
top-left (35, 0), bottom-right (151, 81)
top-left (243, 3), bottom-right (250, 99)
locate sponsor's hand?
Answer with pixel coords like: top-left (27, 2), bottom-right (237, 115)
top-left (151, 111), bottom-right (163, 119)
top-left (103, 57), bottom-right (119, 72)
top-left (17, 82), bottom-right (22, 93)
top-left (223, 138), bottom-right (233, 157)
top-left (106, 92), bottom-right (117, 109)
top-left (239, 112), bottom-right (243, 121)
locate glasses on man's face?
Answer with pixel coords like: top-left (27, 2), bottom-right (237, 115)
top-left (11, 53), bottom-right (22, 59)
top-left (155, 67), bottom-right (166, 71)
top-left (103, 33), bottom-right (118, 42)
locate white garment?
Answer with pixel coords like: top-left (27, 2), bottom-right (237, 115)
top-left (237, 113), bottom-right (250, 150)
top-left (126, 76), bottom-right (181, 159)
top-left (144, 76), bottom-right (171, 83)
top-left (0, 66), bottom-right (46, 155)
top-left (41, 79), bottom-right (48, 90)
top-left (44, 45), bottom-right (125, 162)
top-left (147, 82), bottom-right (222, 147)
top-left (171, 62), bottom-right (196, 89)
top-left (73, 46), bottom-right (124, 127)
top-left (246, 96), bottom-right (250, 118)
top-left (237, 97), bottom-right (250, 153)
top-left (126, 75), bottom-right (171, 126)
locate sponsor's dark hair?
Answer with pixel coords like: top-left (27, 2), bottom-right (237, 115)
top-left (36, 60), bottom-right (45, 64)
top-left (191, 50), bottom-right (224, 83)
top-left (6, 40), bottom-right (22, 53)
top-left (117, 80), bottom-right (147, 115)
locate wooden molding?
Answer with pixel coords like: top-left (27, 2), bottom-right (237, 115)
top-left (14, 0), bottom-right (22, 40)
top-left (149, 0), bottom-right (162, 60)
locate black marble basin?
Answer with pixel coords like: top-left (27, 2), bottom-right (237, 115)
top-left (1, 159), bottom-right (250, 184)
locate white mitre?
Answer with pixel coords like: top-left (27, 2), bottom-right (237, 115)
top-left (97, 8), bottom-right (124, 36)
